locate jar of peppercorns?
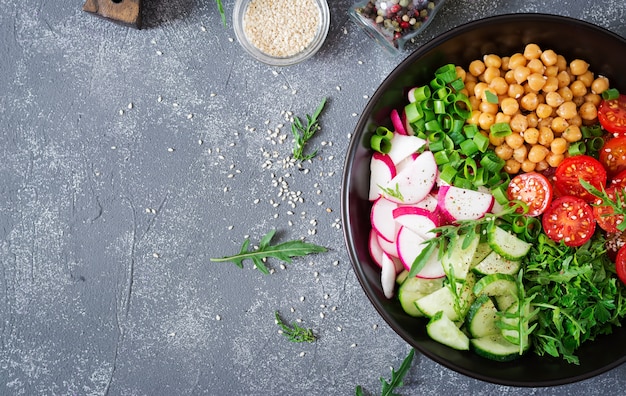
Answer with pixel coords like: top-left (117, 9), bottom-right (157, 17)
top-left (349, 0), bottom-right (447, 52)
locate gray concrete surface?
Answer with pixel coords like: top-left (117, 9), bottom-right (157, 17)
top-left (1, 0), bottom-right (625, 395)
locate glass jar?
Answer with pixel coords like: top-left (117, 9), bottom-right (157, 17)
top-left (349, 0), bottom-right (447, 53)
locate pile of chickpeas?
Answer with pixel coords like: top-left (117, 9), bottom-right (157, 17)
top-left (457, 43), bottom-right (610, 174)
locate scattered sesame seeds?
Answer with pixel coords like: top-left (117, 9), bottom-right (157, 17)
top-left (215, 315), bottom-right (221, 321)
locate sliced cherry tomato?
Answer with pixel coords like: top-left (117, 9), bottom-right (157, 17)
top-left (507, 172), bottom-right (553, 217)
top-left (615, 245), bottom-right (626, 286)
top-left (542, 196), bottom-right (596, 247)
top-left (554, 155), bottom-right (607, 202)
top-left (598, 94), bottom-right (626, 137)
top-left (599, 136), bottom-right (626, 178)
top-left (610, 168), bottom-right (626, 189)
top-left (606, 231), bottom-right (626, 262)
top-left (592, 185), bottom-right (625, 233)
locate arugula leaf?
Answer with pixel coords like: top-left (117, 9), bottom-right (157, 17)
top-left (355, 349), bottom-right (415, 396)
top-left (274, 311), bottom-right (316, 343)
top-left (210, 230), bottom-right (327, 274)
top-left (291, 98), bottom-right (327, 161)
top-left (379, 183), bottom-right (403, 202)
top-left (215, 0), bottom-right (226, 26)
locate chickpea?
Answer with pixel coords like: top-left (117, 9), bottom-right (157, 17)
top-left (570, 59), bottom-right (589, 75)
top-left (455, 66), bottom-right (467, 82)
top-left (591, 76), bottom-right (610, 94)
top-left (527, 73), bottom-right (547, 91)
top-left (468, 110), bottom-right (481, 125)
top-left (505, 158), bottom-right (522, 174)
top-left (495, 143), bottom-right (513, 160)
top-left (528, 145), bottom-right (550, 163)
top-left (556, 54), bottom-right (568, 71)
top-left (501, 56), bottom-right (510, 71)
top-left (504, 70), bottom-right (516, 85)
top-left (489, 76), bottom-right (509, 95)
top-left (510, 113), bottom-right (528, 133)
top-left (540, 49), bottom-right (558, 66)
top-left (568, 114), bottom-right (583, 127)
top-left (495, 112), bottom-right (511, 124)
top-left (508, 53), bottom-right (527, 69)
top-left (465, 73), bottom-right (478, 83)
top-left (521, 159), bottom-right (537, 173)
top-left (526, 112), bottom-right (539, 128)
top-left (527, 58), bottom-right (545, 74)
top-left (483, 54), bottom-right (502, 69)
top-left (513, 66), bottom-right (531, 84)
top-left (536, 103), bottom-right (553, 119)
top-left (474, 82), bottom-right (489, 99)
top-left (558, 86), bottom-right (574, 101)
top-left (543, 76), bottom-right (559, 92)
top-left (570, 80), bottom-right (588, 97)
top-left (545, 91), bottom-right (565, 108)
top-left (545, 65), bottom-right (559, 78)
top-left (573, 95), bottom-right (585, 107)
top-left (505, 132), bottom-right (525, 150)
top-left (538, 116), bottom-right (554, 129)
top-left (550, 137), bottom-right (568, 155)
top-left (465, 81), bottom-right (477, 98)
top-left (469, 59), bottom-right (486, 77)
top-left (556, 70), bottom-right (572, 88)
top-left (508, 83), bottom-right (525, 99)
top-left (538, 126), bottom-right (555, 146)
top-left (550, 117), bottom-right (569, 134)
top-left (479, 101), bottom-right (499, 115)
top-left (500, 97), bottom-right (520, 115)
top-left (478, 112), bottom-right (496, 130)
top-left (562, 125), bottom-right (583, 142)
top-left (523, 127), bottom-right (540, 144)
top-left (520, 92), bottom-right (539, 111)
top-left (584, 93), bottom-right (602, 106)
top-left (483, 66), bottom-right (501, 84)
top-left (535, 160), bottom-right (550, 172)
top-left (578, 70), bottom-right (594, 87)
top-left (546, 152), bottom-right (565, 168)
top-left (579, 101), bottom-right (598, 121)
top-left (513, 145), bottom-right (528, 163)
top-left (557, 101), bottom-right (578, 119)
top-left (489, 132), bottom-right (505, 146)
top-left (524, 43), bottom-right (542, 60)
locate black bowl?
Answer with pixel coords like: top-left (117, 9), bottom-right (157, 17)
top-left (341, 14), bottom-right (626, 387)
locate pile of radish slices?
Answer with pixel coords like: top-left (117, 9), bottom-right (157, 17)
top-left (368, 131), bottom-right (497, 299)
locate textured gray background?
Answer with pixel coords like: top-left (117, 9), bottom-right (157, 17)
top-left (1, 0), bottom-right (625, 395)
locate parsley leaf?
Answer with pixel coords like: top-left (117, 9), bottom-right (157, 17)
top-left (210, 230), bottom-right (327, 274)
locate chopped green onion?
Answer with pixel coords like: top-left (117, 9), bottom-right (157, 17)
top-left (452, 94), bottom-right (472, 119)
top-left (412, 85), bottom-right (431, 102)
top-left (480, 151), bottom-right (505, 173)
top-left (434, 86), bottom-right (452, 100)
top-left (449, 78), bottom-right (465, 92)
top-left (370, 134), bottom-right (391, 153)
top-left (375, 126), bottom-right (394, 140)
top-left (568, 141), bottom-right (587, 156)
top-left (434, 150), bottom-right (450, 165)
top-left (491, 184), bottom-right (509, 205)
top-left (602, 88), bottom-right (620, 100)
top-left (473, 132), bottom-right (489, 152)
top-left (424, 119), bottom-right (442, 132)
top-left (450, 116), bottom-right (465, 133)
top-left (463, 124), bottom-right (479, 138)
top-left (586, 136), bottom-right (605, 156)
top-left (462, 157), bottom-right (477, 179)
top-left (490, 122), bottom-right (512, 137)
top-left (453, 176), bottom-right (473, 190)
top-left (460, 139), bottom-right (479, 157)
top-left (429, 77), bottom-right (445, 90)
top-left (448, 130), bottom-right (466, 146)
top-left (581, 124), bottom-right (603, 138)
top-left (484, 90), bottom-right (499, 104)
top-left (434, 64), bottom-right (458, 84)
top-left (433, 100), bottom-right (447, 115)
top-left (404, 102), bottom-right (424, 123)
top-left (439, 164), bottom-right (457, 184)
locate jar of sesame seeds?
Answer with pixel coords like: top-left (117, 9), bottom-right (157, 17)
top-left (233, 0), bottom-right (331, 66)
top-left (349, 0), bottom-right (447, 52)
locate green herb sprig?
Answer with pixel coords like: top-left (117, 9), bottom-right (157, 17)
top-left (274, 311), bottom-right (316, 343)
top-left (355, 348), bottom-right (415, 396)
top-left (210, 230), bottom-right (327, 274)
top-left (291, 98), bottom-right (327, 161)
top-left (379, 183), bottom-right (404, 201)
top-left (216, 0), bottom-right (226, 26)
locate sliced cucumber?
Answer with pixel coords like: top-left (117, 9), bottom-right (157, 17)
top-left (501, 301), bottom-right (533, 346)
top-left (470, 333), bottom-right (528, 362)
top-left (487, 226), bottom-right (531, 261)
top-left (471, 251), bottom-right (521, 276)
top-left (442, 234), bottom-right (480, 281)
top-left (470, 241), bottom-right (493, 267)
top-left (427, 311), bottom-right (470, 350)
top-left (415, 273), bottom-right (476, 321)
top-left (396, 270), bottom-right (410, 285)
top-left (466, 295), bottom-right (500, 338)
top-left (473, 273), bottom-right (517, 297)
top-left (494, 294), bottom-right (517, 311)
top-left (397, 276), bottom-right (444, 317)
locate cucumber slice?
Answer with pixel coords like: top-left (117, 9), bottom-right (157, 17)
top-left (487, 226), bottom-right (531, 260)
top-left (470, 242), bottom-right (493, 267)
top-left (471, 251), bottom-right (521, 276)
top-left (494, 294), bottom-right (517, 311)
top-left (396, 270), bottom-right (410, 285)
top-left (470, 333), bottom-right (528, 362)
top-left (466, 295), bottom-right (500, 338)
top-left (442, 234), bottom-right (480, 281)
top-left (415, 273), bottom-right (476, 321)
top-left (501, 301), bottom-right (533, 346)
top-left (427, 311), bottom-right (470, 350)
top-left (397, 276), bottom-right (444, 317)
top-left (473, 273), bottom-right (517, 297)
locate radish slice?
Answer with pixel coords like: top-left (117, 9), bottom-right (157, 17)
top-left (381, 253), bottom-right (397, 299)
top-left (370, 198), bottom-right (398, 242)
top-left (369, 152), bottom-right (397, 201)
top-left (401, 109), bottom-right (416, 136)
top-left (392, 206), bottom-right (439, 239)
top-left (368, 229), bottom-right (385, 268)
top-left (415, 193), bottom-right (438, 212)
top-left (437, 185), bottom-right (495, 222)
top-left (396, 226), bottom-right (445, 279)
top-left (390, 109), bottom-right (407, 135)
top-left (387, 133), bottom-right (426, 165)
top-left (377, 233), bottom-right (398, 257)
top-left (407, 87), bottom-right (418, 103)
top-left (394, 153), bottom-right (419, 174)
top-left (383, 151), bottom-right (438, 204)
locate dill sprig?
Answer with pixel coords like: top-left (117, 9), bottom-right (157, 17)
top-left (291, 98), bottom-right (327, 161)
top-left (274, 311), bottom-right (316, 343)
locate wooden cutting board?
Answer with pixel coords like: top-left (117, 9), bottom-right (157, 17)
top-left (83, 0), bottom-right (142, 29)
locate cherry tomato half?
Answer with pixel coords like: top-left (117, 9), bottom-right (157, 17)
top-left (598, 94), bottom-right (626, 137)
top-left (592, 185), bottom-right (625, 233)
top-left (542, 196), bottom-right (596, 247)
top-left (554, 155), bottom-right (607, 202)
top-left (610, 168), bottom-right (626, 189)
top-left (615, 245), bottom-right (626, 286)
top-left (507, 172), bottom-right (553, 217)
top-left (599, 136), bottom-right (626, 178)
top-left (606, 231), bottom-right (626, 262)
